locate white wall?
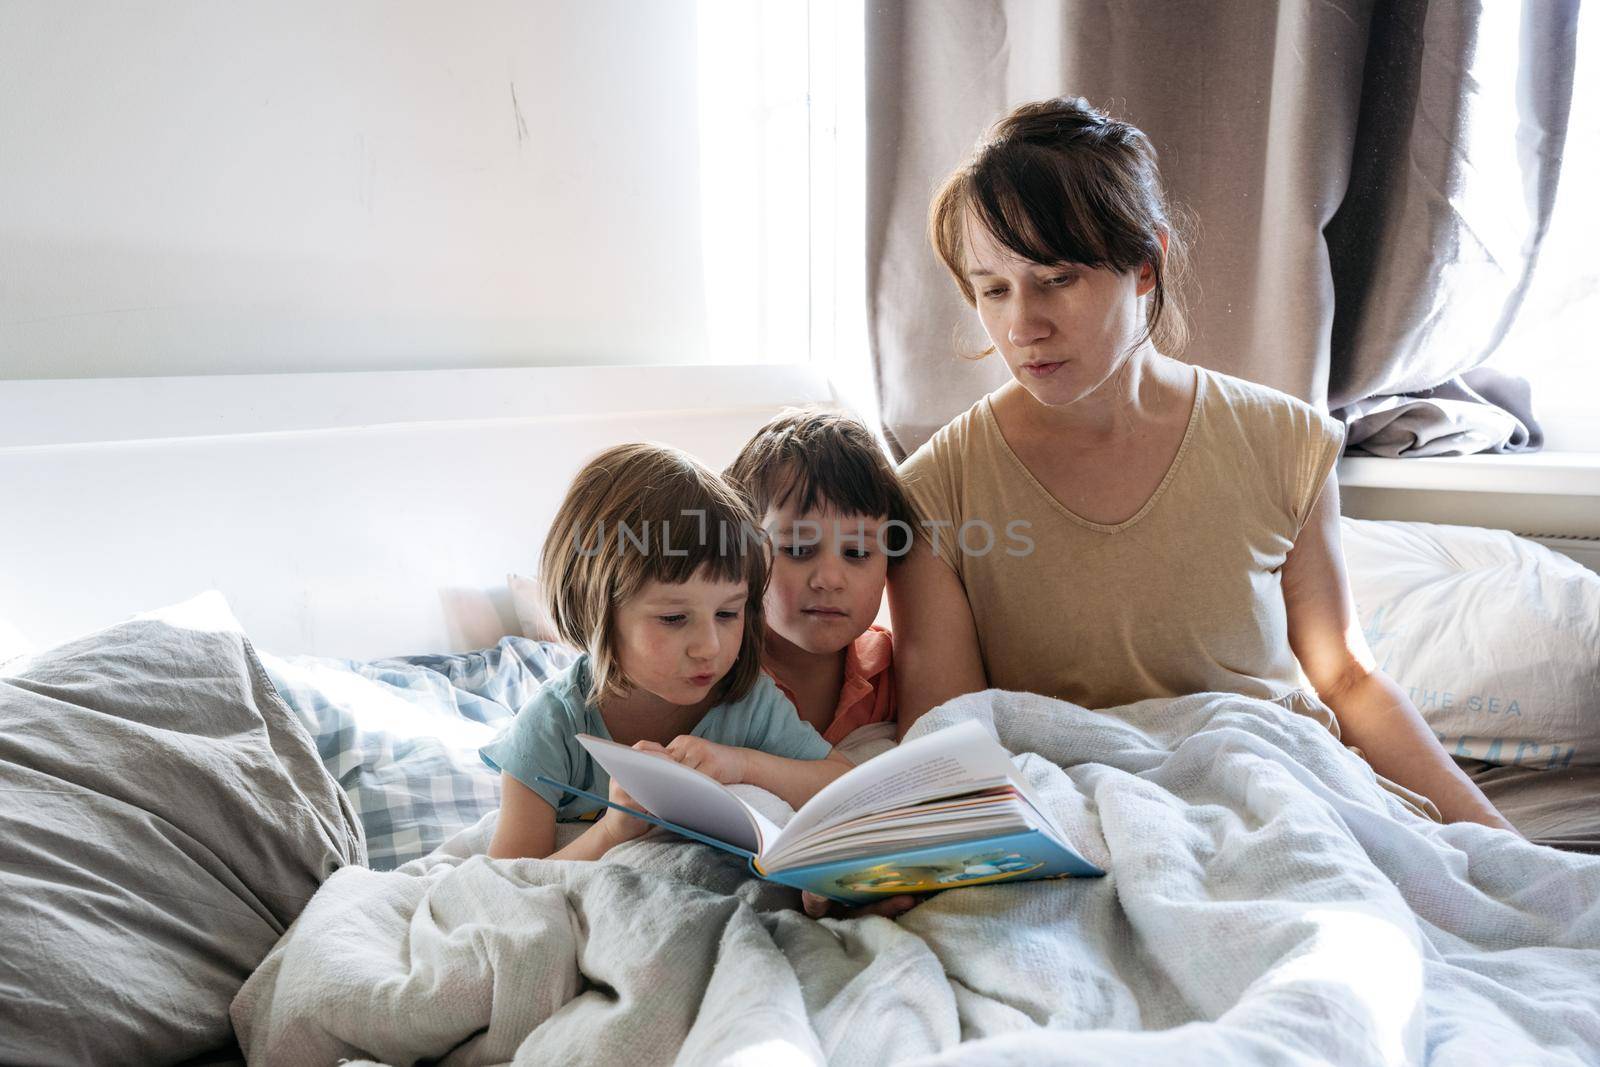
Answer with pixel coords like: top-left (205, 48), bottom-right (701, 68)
top-left (0, 3), bottom-right (881, 657)
top-left (0, 1), bottom-right (713, 378)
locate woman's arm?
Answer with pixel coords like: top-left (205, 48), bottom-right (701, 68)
top-left (887, 534), bottom-right (989, 738)
top-left (1282, 475), bottom-right (1516, 832)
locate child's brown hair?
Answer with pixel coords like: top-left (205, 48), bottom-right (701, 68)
top-left (540, 442), bottom-right (768, 705)
top-left (723, 408), bottom-right (916, 561)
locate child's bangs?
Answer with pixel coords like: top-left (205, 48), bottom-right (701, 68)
top-left (620, 491), bottom-right (764, 591)
top-left (770, 455), bottom-right (892, 524)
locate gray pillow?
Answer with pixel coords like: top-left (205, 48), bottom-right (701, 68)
top-left (0, 593), bottom-right (364, 1066)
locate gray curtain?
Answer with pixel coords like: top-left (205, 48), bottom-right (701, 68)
top-left (866, 1), bottom-right (1579, 460)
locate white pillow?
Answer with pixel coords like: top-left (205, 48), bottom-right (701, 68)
top-left (1340, 518), bottom-right (1600, 768)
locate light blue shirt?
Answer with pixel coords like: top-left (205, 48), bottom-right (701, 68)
top-left (479, 653), bottom-right (831, 820)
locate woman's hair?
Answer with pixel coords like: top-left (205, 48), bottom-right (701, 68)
top-left (930, 95), bottom-right (1190, 357)
top-left (540, 442), bottom-right (768, 706)
top-left (722, 407), bottom-right (917, 562)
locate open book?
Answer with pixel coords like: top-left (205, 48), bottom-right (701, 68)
top-left (536, 720), bottom-right (1104, 903)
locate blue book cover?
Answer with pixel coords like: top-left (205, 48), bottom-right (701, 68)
top-left (756, 828), bottom-right (1104, 903)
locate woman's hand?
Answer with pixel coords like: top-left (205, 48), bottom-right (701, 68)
top-left (801, 890), bottom-right (922, 921)
top-left (663, 735), bottom-right (750, 784)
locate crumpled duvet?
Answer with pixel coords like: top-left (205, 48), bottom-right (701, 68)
top-left (231, 689), bottom-right (1600, 1066)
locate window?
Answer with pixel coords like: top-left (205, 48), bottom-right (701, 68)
top-left (696, 2), bottom-right (809, 367)
top-left (696, 0), bottom-right (871, 411)
top-left (1484, 3), bottom-right (1600, 451)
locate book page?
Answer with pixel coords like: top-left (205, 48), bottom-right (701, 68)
top-left (725, 783), bottom-right (795, 829)
top-left (772, 720), bottom-right (1019, 851)
top-left (771, 793), bottom-right (1018, 855)
top-left (577, 735), bottom-right (782, 854)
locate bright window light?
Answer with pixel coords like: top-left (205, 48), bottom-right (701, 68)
top-left (697, 0), bottom-right (811, 367)
top-left (1485, 5), bottom-right (1600, 450)
top-left (1260, 908), bottom-right (1425, 1065)
top-left (696, 0), bottom-right (871, 413)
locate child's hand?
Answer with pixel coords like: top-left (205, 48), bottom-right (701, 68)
top-left (599, 745), bottom-right (658, 847)
top-left (801, 890), bottom-right (921, 921)
top-left (663, 735), bottom-right (749, 784)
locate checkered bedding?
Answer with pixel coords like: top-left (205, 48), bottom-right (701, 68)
top-left (261, 637), bottom-right (576, 869)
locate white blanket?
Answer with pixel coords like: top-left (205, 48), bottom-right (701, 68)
top-left (231, 690), bottom-right (1600, 1065)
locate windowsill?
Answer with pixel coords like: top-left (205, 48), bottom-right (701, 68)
top-left (1337, 451), bottom-right (1600, 497)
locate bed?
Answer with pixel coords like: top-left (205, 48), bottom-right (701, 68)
top-left (2, 371), bottom-right (1598, 1065)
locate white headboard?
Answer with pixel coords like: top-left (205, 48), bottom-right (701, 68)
top-left (0, 365), bottom-right (835, 659)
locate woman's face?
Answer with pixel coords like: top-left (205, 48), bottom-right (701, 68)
top-left (963, 212), bottom-right (1154, 410)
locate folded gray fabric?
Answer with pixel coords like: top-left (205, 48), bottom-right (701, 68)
top-left (0, 593), bottom-right (364, 1067)
top-left (1340, 366), bottom-right (1544, 457)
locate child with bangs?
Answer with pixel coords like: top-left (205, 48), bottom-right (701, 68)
top-left (483, 443), bottom-right (853, 862)
top-left (723, 409), bottom-right (917, 747)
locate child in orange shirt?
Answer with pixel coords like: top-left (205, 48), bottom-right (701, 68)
top-left (724, 409), bottom-right (917, 748)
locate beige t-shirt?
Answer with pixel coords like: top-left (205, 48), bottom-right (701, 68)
top-left (900, 366), bottom-right (1444, 824)
top-left (900, 364), bottom-right (1342, 717)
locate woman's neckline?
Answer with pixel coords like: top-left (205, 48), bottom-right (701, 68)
top-left (980, 362), bottom-right (1205, 533)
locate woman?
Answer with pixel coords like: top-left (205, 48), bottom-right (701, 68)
top-left (889, 96), bottom-right (1514, 833)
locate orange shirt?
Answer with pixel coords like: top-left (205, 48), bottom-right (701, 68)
top-left (769, 625), bottom-right (897, 746)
